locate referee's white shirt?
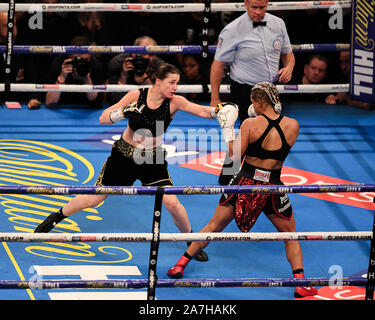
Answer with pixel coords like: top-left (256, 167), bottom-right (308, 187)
top-left (215, 12), bottom-right (292, 85)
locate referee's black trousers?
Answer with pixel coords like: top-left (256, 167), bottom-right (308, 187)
top-left (218, 79), bottom-right (253, 185)
top-left (229, 79), bottom-right (253, 123)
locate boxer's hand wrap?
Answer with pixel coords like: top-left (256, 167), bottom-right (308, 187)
top-left (210, 102), bottom-right (238, 143)
top-left (109, 102), bottom-right (144, 123)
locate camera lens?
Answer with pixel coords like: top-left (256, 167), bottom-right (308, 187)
top-left (72, 56), bottom-right (89, 77)
top-left (132, 55), bottom-right (150, 77)
top-left (76, 62), bottom-right (89, 77)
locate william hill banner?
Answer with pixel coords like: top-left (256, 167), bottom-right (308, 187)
top-left (350, 0), bottom-right (375, 103)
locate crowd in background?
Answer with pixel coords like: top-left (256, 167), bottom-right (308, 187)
top-left (1, 0), bottom-right (368, 109)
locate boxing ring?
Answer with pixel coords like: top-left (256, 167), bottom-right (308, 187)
top-left (0, 184), bottom-right (374, 301)
top-left (1, 1), bottom-right (375, 303)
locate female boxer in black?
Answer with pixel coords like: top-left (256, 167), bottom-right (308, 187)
top-left (34, 63), bottom-right (238, 262)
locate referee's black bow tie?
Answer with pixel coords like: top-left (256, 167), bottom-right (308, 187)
top-left (253, 21), bottom-right (267, 28)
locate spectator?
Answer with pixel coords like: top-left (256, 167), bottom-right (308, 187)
top-left (68, 0), bottom-right (115, 70)
top-left (0, 12), bottom-right (41, 109)
top-left (325, 51), bottom-right (375, 110)
top-left (115, 0), bottom-right (176, 45)
top-left (180, 55), bottom-right (210, 103)
top-left (106, 36), bottom-right (164, 104)
top-left (215, 0), bottom-right (243, 28)
top-left (17, 0), bottom-right (73, 46)
top-left (287, 54), bottom-right (330, 103)
top-left (45, 36), bottom-right (105, 107)
top-left (16, 0), bottom-right (74, 95)
top-left (173, 2), bottom-right (223, 46)
top-left (285, 7), bottom-right (351, 77)
top-left (337, 50), bottom-right (350, 82)
top-left (71, 3), bottom-right (108, 44)
top-left (301, 54), bottom-right (329, 85)
top-left (168, 0), bottom-right (223, 69)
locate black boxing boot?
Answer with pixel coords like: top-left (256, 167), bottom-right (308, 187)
top-left (187, 230), bottom-right (208, 262)
top-left (34, 208), bottom-right (66, 233)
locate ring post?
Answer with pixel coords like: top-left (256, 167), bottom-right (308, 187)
top-left (4, 0), bottom-right (15, 96)
top-left (365, 197), bottom-right (375, 300)
top-left (147, 188), bottom-right (164, 300)
top-left (202, 0), bottom-right (211, 60)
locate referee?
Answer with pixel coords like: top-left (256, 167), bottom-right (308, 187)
top-left (210, 0), bottom-right (295, 185)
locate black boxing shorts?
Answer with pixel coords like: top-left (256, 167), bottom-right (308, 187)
top-left (219, 162), bottom-right (292, 232)
top-left (95, 138), bottom-right (173, 187)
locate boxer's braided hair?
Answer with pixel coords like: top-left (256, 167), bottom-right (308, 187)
top-left (251, 82), bottom-right (282, 113)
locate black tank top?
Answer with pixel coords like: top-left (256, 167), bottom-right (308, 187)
top-left (128, 88), bottom-right (172, 137)
top-left (245, 114), bottom-right (291, 161)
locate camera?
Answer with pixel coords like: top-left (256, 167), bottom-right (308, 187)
top-left (69, 56), bottom-right (90, 77)
top-left (132, 54), bottom-right (150, 77)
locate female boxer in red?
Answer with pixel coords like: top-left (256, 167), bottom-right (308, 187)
top-left (167, 82), bottom-right (317, 298)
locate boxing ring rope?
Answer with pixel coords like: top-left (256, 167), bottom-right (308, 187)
top-left (0, 277), bottom-right (367, 290)
top-left (0, 83), bottom-right (350, 94)
top-left (0, 43), bottom-right (350, 94)
top-left (0, 183), bottom-right (373, 195)
top-left (0, 43), bottom-right (350, 54)
top-left (0, 42), bottom-right (350, 94)
top-left (0, 185), bottom-right (374, 299)
top-left (1, 1), bottom-right (351, 94)
top-left (0, 1), bottom-right (353, 12)
top-left (3, 0), bottom-right (374, 301)
top-left (0, 231), bottom-right (372, 242)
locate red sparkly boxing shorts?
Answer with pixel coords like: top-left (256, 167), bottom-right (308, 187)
top-left (219, 162), bottom-right (292, 232)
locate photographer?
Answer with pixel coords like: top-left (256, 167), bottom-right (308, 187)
top-left (107, 36), bottom-right (164, 104)
top-left (122, 54), bottom-right (154, 85)
top-left (45, 36), bottom-right (105, 107)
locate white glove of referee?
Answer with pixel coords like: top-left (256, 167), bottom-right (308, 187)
top-left (210, 102), bottom-right (239, 143)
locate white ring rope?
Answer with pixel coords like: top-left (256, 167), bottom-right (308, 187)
top-left (0, 83), bottom-right (349, 93)
top-left (0, 1), bottom-right (352, 12)
top-left (0, 231), bottom-right (371, 242)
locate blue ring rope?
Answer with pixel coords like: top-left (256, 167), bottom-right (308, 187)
top-left (0, 184), bottom-right (374, 195)
top-left (0, 277), bottom-right (366, 289)
top-left (0, 43), bottom-right (350, 55)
